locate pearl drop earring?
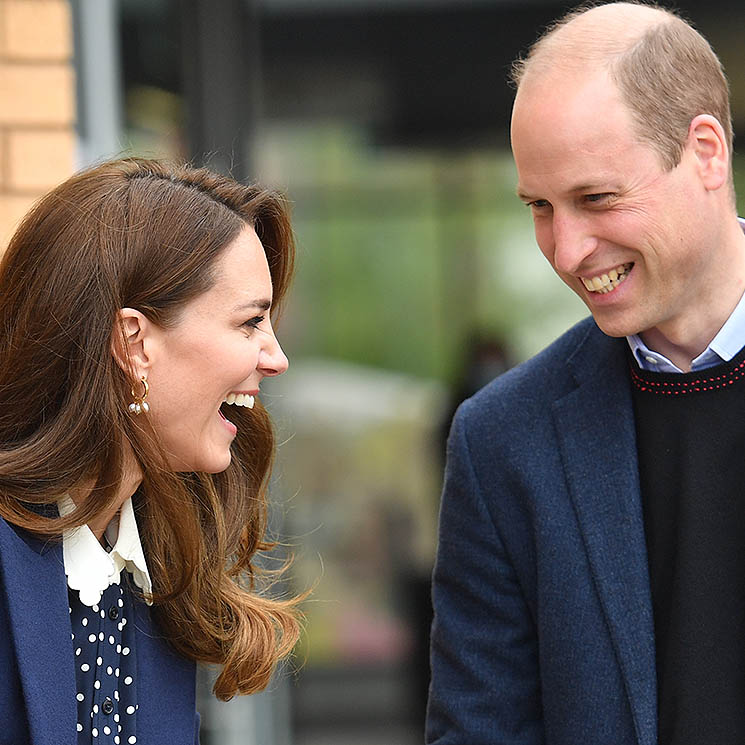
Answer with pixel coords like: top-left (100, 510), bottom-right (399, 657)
top-left (128, 376), bottom-right (150, 415)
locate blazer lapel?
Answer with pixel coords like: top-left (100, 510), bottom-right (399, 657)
top-left (552, 331), bottom-right (657, 745)
top-left (0, 523), bottom-right (77, 745)
top-left (133, 600), bottom-right (197, 742)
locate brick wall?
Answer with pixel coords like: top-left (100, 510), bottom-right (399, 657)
top-left (0, 0), bottom-right (75, 250)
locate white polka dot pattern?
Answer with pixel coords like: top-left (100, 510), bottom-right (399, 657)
top-left (70, 579), bottom-right (138, 745)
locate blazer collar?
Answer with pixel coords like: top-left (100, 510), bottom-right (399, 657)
top-left (553, 322), bottom-right (657, 745)
top-left (0, 520), bottom-right (77, 745)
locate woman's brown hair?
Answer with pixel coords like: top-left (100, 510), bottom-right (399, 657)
top-left (0, 157), bottom-right (299, 699)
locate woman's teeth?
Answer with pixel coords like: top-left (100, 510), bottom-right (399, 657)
top-left (225, 393), bottom-right (255, 409)
top-left (581, 263), bottom-right (633, 294)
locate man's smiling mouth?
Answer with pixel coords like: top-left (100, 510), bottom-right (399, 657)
top-left (581, 263), bottom-right (633, 294)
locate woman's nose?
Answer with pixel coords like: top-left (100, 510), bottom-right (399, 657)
top-left (259, 335), bottom-right (289, 377)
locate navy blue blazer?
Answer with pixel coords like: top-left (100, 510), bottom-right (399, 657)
top-left (0, 516), bottom-right (199, 745)
top-left (427, 317), bottom-right (657, 745)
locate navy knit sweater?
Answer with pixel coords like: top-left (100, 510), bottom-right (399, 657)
top-left (630, 345), bottom-right (745, 745)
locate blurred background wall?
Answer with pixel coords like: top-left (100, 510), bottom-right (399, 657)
top-left (3, 1), bottom-right (745, 743)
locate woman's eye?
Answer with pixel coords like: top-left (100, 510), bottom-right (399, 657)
top-left (243, 315), bottom-right (265, 330)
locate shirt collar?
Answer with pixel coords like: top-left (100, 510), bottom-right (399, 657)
top-left (628, 217), bottom-right (745, 373)
top-left (59, 495), bottom-right (152, 607)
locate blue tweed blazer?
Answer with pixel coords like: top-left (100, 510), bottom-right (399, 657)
top-left (0, 516), bottom-right (199, 745)
top-left (427, 317), bottom-right (657, 745)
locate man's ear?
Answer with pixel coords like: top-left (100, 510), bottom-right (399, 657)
top-left (111, 308), bottom-right (153, 379)
top-left (688, 114), bottom-right (730, 192)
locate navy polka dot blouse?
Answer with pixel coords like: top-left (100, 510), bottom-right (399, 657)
top-left (70, 576), bottom-right (139, 744)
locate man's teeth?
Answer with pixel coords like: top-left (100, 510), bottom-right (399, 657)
top-left (581, 263), bottom-right (633, 294)
top-left (224, 393), bottom-right (255, 409)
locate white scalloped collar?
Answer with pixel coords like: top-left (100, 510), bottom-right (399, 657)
top-left (58, 495), bottom-right (153, 607)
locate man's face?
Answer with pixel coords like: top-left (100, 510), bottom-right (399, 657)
top-left (511, 69), bottom-right (714, 344)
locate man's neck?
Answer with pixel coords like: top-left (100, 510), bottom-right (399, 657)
top-left (639, 215), bottom-right (745, 372)
top-left (638, 328), bottom-right (705, 373)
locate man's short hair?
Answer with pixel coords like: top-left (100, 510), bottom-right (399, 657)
top-left (510, 1), bottom-right (733, 173)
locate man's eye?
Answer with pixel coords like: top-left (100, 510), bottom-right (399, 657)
top-left (527, 199), bottom-right (551, 210)
top-left (585, 193), bottom-right (612, 203)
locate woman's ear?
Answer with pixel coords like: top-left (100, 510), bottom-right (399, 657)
top-left (111, 308), bottom-right (153, 378)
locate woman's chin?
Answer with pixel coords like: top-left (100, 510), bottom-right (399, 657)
top-left (200, 450), bottom-right (233, 474)
top-left (169, 449), bottom-right (232, 474)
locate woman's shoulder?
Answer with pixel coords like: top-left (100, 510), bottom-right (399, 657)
top-left (0, 513), bottom-right (37, 547)
top-left (0, 512), bottom-right (62, 575)
top-left (0, 513), bottom-right (22, 546)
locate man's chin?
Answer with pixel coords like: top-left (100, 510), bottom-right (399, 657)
top-left (585, 307), bottom-right (640, 339)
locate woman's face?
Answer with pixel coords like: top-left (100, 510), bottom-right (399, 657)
top-left (145, 225), bottom-right (288, 473)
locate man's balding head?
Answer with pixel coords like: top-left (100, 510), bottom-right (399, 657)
top-left (511, 1), bottom-right (732, 174)
top-left (512, 2), bottom-right (666, 84)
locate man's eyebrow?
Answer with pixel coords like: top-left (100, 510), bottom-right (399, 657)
top-left (568, 183), bottom-right (608, 194)
top-left (516, 186), bottom-right (542, 202)
top-left (233, 299), bottom-right (272, 312)
top-left (516, 182), bottom-right (612, 201)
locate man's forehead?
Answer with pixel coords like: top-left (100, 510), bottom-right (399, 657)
top-left (513, 62), bottom-right (614, 110)
top-left (512, 59), bottom-right (645, 143)
top-left (512, 92), bottom-right (659, 199)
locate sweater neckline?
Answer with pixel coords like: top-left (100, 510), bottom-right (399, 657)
top-left (628, 342), bottom-right (745, 395)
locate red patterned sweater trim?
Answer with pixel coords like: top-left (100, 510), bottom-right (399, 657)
top-left (629, 355), bottom-right (745, 395)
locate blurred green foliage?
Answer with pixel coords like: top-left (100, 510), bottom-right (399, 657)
top-left (258, 124), bottom-right (587, 386)
top-left (263, 131), bottom-right (745, 385)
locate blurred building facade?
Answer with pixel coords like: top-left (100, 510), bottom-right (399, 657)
top-left (0, 0), bottom-right (75, 249)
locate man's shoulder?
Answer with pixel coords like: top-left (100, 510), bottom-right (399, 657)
top-left (459, 316), bottom-right (621, 428)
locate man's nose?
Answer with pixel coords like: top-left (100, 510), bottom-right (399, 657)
top-left (551, 211), bottom-right (598, 275)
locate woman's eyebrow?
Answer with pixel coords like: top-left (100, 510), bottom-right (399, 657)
top-left (233, 298), bottom-right (272, 312)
